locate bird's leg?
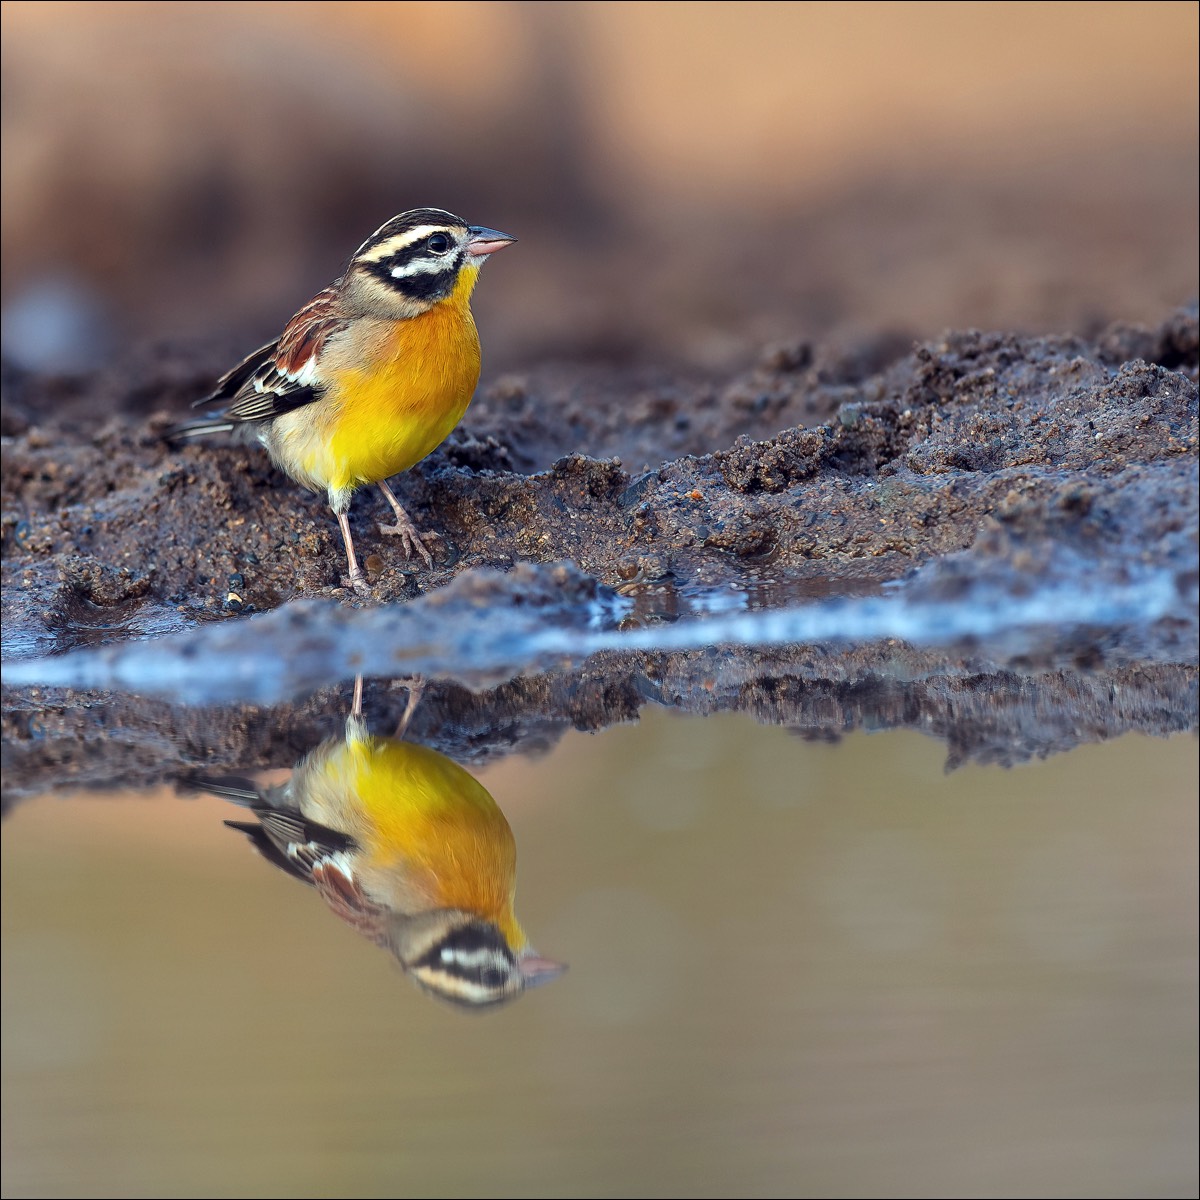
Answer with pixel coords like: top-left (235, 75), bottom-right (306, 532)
top-left (389, 676), bottom-right (426, 738)
top-left (334, 509), bottom-right (370, 594)
top-left (377, 479), bottom-right (437, 567)
top-left (344, 673), bottom-right (370, 745)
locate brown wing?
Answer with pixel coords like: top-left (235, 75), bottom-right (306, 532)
top-left (198, 341), bottom-right (279, 405)
top-left (311, 859), bottom-right (391, 947)
top-left (191, 286), bottom-right (349, 425)
top-left (225, 804), bottom-right (354, 880)
top-left (274, 287), bottom-right (347, 374)
top-left (225, 804), bottom-right (389, 946)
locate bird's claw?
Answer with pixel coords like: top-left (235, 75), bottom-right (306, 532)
top-left (379, 520), bottom-right (438, 568)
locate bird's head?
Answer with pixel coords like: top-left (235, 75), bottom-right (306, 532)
top-left (343, 207), bottom-right (515, 319)
top-left (390, 909), bottom-right (566, 1010)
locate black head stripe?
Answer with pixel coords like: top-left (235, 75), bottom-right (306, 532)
top-left (378, 241), bottom-right (427, 273)
top-left (354, 212), bottom-right (468, 303)
top-left (414, 920), bottom-right (516, 984)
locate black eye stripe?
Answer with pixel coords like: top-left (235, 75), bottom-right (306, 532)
top-left (383, 243), bottom-right (436, 272)
top-left (387, 244), bottom-right (422, 270)
top-left (357, 231), bottom-right (469, 305)
top-left (414, 922), bottom-right (515, 976)
top-left (366, 263), bottom-right (455, 301)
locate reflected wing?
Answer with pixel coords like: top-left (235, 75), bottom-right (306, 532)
top-left (225, 807), bottom-right (388, 945)
top-left (310, 859), bottom-right (391, 947)
top-left (224, 806), bottom-right (355, 883)
top-left (225, 819), bottom-right (316, 887)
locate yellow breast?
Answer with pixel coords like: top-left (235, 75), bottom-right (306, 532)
top-left (337, 735), bottom-right (525, 950)
top-left (312, 268), bottom-right (482, 494)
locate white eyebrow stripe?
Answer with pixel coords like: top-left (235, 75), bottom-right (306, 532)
top-left (439, 946), bottom-right (507, 968)
top-left (357, 225), bottom-right (455, 263)
top-left (389, 257), bottom-right (458, 278)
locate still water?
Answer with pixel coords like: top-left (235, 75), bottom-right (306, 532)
top-left (3, 706), bottom-right (1196, 1198)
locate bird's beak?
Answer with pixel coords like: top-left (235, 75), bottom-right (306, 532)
top-left (518, 949), bottom-right (568, 989)
top-left (467, 226), bottom-right (517, 257)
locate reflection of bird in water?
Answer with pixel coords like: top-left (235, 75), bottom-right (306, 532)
top-left (198, 680), bottom-right (565, 1009)
top-left (166, 208), bottom-right (515, 591)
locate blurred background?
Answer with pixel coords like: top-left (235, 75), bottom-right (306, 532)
top-left (2, 1), bottom-right (1197, 374)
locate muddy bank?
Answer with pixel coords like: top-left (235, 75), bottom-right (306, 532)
top-left (2, 307), bottom-right (1196, 798)
top-left (2, 308), bottom-right (1196, 637)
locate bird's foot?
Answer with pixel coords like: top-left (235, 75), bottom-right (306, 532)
top-left (340, 568), bottom-right (373, 595)
top-left (388, 675), bottom-right (427, 738)
top-left (379, 517), bottom-right (438, 568)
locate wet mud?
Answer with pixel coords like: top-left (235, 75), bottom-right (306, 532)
top-left (2, 306), bottom-right (1197, 797)
top-left (4, 308), bottom-right (1195, 616)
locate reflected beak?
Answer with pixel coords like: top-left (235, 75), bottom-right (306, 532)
top-left (467, 225), bottom-right (517, 257)
top-left (518, 950), bottom-right (568, 989)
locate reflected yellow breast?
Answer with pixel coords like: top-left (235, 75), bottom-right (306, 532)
top-left (344, 737), bottom-right (525, 950)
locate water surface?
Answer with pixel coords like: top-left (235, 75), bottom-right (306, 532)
top-left (3, 709), bottom-right (1196, 1198)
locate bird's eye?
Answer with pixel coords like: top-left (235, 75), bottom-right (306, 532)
top-left (428, 233), bottom-right (452, 255)
top-left (481, 967), bottom-right (508, 990)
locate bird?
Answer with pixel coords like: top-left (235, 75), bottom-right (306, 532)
top-left (193, 679), bottom-right (566, 1009)
top-left (166, 208), bottom-right (515, 592)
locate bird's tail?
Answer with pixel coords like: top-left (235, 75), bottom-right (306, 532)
top-left (162, 416), bottom-right (236, 446)
top-left (223, 818), bottom-right (316, 885)
top-left (175, 774), bottom-right (262, 806)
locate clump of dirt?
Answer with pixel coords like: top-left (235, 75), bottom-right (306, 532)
top-left (3, 307), bottom-right (1195, 650)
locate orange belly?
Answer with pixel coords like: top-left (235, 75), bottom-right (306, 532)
top-left (347, 737), bottom-right (524, 950)
top-left (276, 269), bottom-right (483, 495)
